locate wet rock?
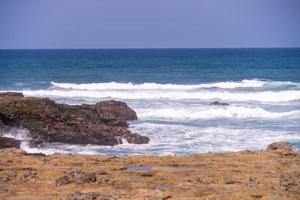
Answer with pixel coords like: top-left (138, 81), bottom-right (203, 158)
top-left (24, 152), bottom-right (46, 157)
top-left (80, 100), bottom-right (138, 121)
top-left (0, 137), bottom-right (21, 149)
top-left (0, 93), bottom-right (149, 146)
top-left (209, 101), bottom-right (229, 106)
top-left (266, 142), bottom-right (293, 152)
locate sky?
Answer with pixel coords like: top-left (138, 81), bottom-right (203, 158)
top-left (0, 0), bottom-right (300, 49)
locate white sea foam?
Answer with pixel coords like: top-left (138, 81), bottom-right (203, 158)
top-left (50, 79), bottom-right (271, 90)
top-left (51, 80), bottom-right (300, 90)
top-left (7, 89), bottom-right (300, 102)
top-left (136, 106), bottom-right (300, 120)
top-left (0, 128), bottom-right (30, 141)
top-left (1, 79), bottom-right (300, 155)
top-left (17, 125), bottom-right (300, 155)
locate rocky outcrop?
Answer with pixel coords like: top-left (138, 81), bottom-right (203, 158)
top-left (78, 100), bottom-right (137, 128)
top-left (266, 141), bottom-right (293, 152)
top-left (0, 137), bottom-right (21, 149)
top-left (209, 101), bottom-right (229, 106)
top-left (0, 93), bottom-right (149, 147)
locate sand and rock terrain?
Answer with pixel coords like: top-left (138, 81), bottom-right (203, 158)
top-left (0, 142), bottom-right (299, 200)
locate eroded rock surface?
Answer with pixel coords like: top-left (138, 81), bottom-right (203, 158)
top-left (0, 142), bottom-right (299, 199)
top-left (266, 141), bottom-right (293, 153)
top-left (0, 93), bottom-right (149, 146)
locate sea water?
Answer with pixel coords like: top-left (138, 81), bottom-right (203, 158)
top-left (0, 48), bottom-right (300, 155)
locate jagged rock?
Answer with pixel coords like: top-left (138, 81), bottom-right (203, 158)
top-left (56, 170), bottom-right (97, 185)
top-left (80, 100), bottom-right (137, 121)
top-left (266, 141), bottom-right (293, 152)
top-left (209, 101), bottom-right (229, 106)
top-left (22, 170), bottom-right (38, 182)
top-left (279, 172), bottom-right (300, 194)
top-left (0, 93), bottom-right (149, 146)
top-left (0, 137), bottom-right (21, 149)
top-left (79, 100), bottom-right (137, 128)
top-left (73, 172), bottom-right (97, 184)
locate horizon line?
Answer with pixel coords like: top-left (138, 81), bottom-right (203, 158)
top-left (1, 47), bottom-right (300, 50)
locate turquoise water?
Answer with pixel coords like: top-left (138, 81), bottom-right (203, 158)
top-left (0, 48), bottom-right (300, 155)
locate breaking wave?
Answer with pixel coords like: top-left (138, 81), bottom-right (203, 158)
top-left (137, 106), bottom-right (300, 120)
top-left (50, 79), bottom-right (298, 90)
top-left (8, 89), bottom-right (300, 102)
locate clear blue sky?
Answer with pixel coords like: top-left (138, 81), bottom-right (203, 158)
top-left (0, 0), bottom-right (299, 49)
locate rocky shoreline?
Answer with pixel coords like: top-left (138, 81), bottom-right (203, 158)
top-left (0, 142), bottom-right (299, 199)
top-left (0, 92), bottom-right (149, 147)
top-left (1, 93), bottom-right (300, 199)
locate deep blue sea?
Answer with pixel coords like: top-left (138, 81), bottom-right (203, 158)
top-left (1, 48), bottom-right (300, 155)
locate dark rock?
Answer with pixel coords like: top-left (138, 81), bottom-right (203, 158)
top-left (23, 170), bottom-right (37, 182)
top-left (209, 101), bottom-right (229, 106)
top-left (65, 191), bottom-right (110, 200)
top-left (74, 172), bottom-right (97, 184)
top-left (24, 152), bottom-right (46, 157)
top-left (0, 92), bottom-right (24, 97)
top-left (56, 175), bottom-right (71, 186)
top-left (139, 172), bottom-right (153, 177)
top-left (0, 137), bottom-right (21, 149)
top-left (266, 141), bottom-right (293, 152)
top-left (80, 100), bottom-right (138, 121)
top-left (0, 93), bottom-right (149, 146)
top-left (279, 172), bottom-right (300, 194)
top-left (162, 195), bottom-right (172, 200)
top-left (79, 100), bottom-right (138, 128)
top-left (57, 170), bottom-right (98, 185)
top-left (1, 171), bottom-right (17, 182)
top-left (0, 181), bottom-right (11, 193)
top-left (250, 194), bottom-right (263, 198)
top-left (225, 179), bottom-right (237, 184)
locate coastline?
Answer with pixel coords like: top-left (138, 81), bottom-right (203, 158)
top-left (1, 144), bottom-right (299, 199)
top-left (1, 92), bottom-right (300, 199)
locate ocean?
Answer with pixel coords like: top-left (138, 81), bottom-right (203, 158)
top-left (0, 48), bottom-right (300, 155)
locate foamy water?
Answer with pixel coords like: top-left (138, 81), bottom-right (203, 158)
top-left (1, 79), bottom-right (300, 155)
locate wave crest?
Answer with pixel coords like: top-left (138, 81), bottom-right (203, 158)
top-left (137, 106), bottom-right (300, 120)
top-left (51, 79), bottom-right (270, 90)
top-left (10, 89), bottom-right (300, 102)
